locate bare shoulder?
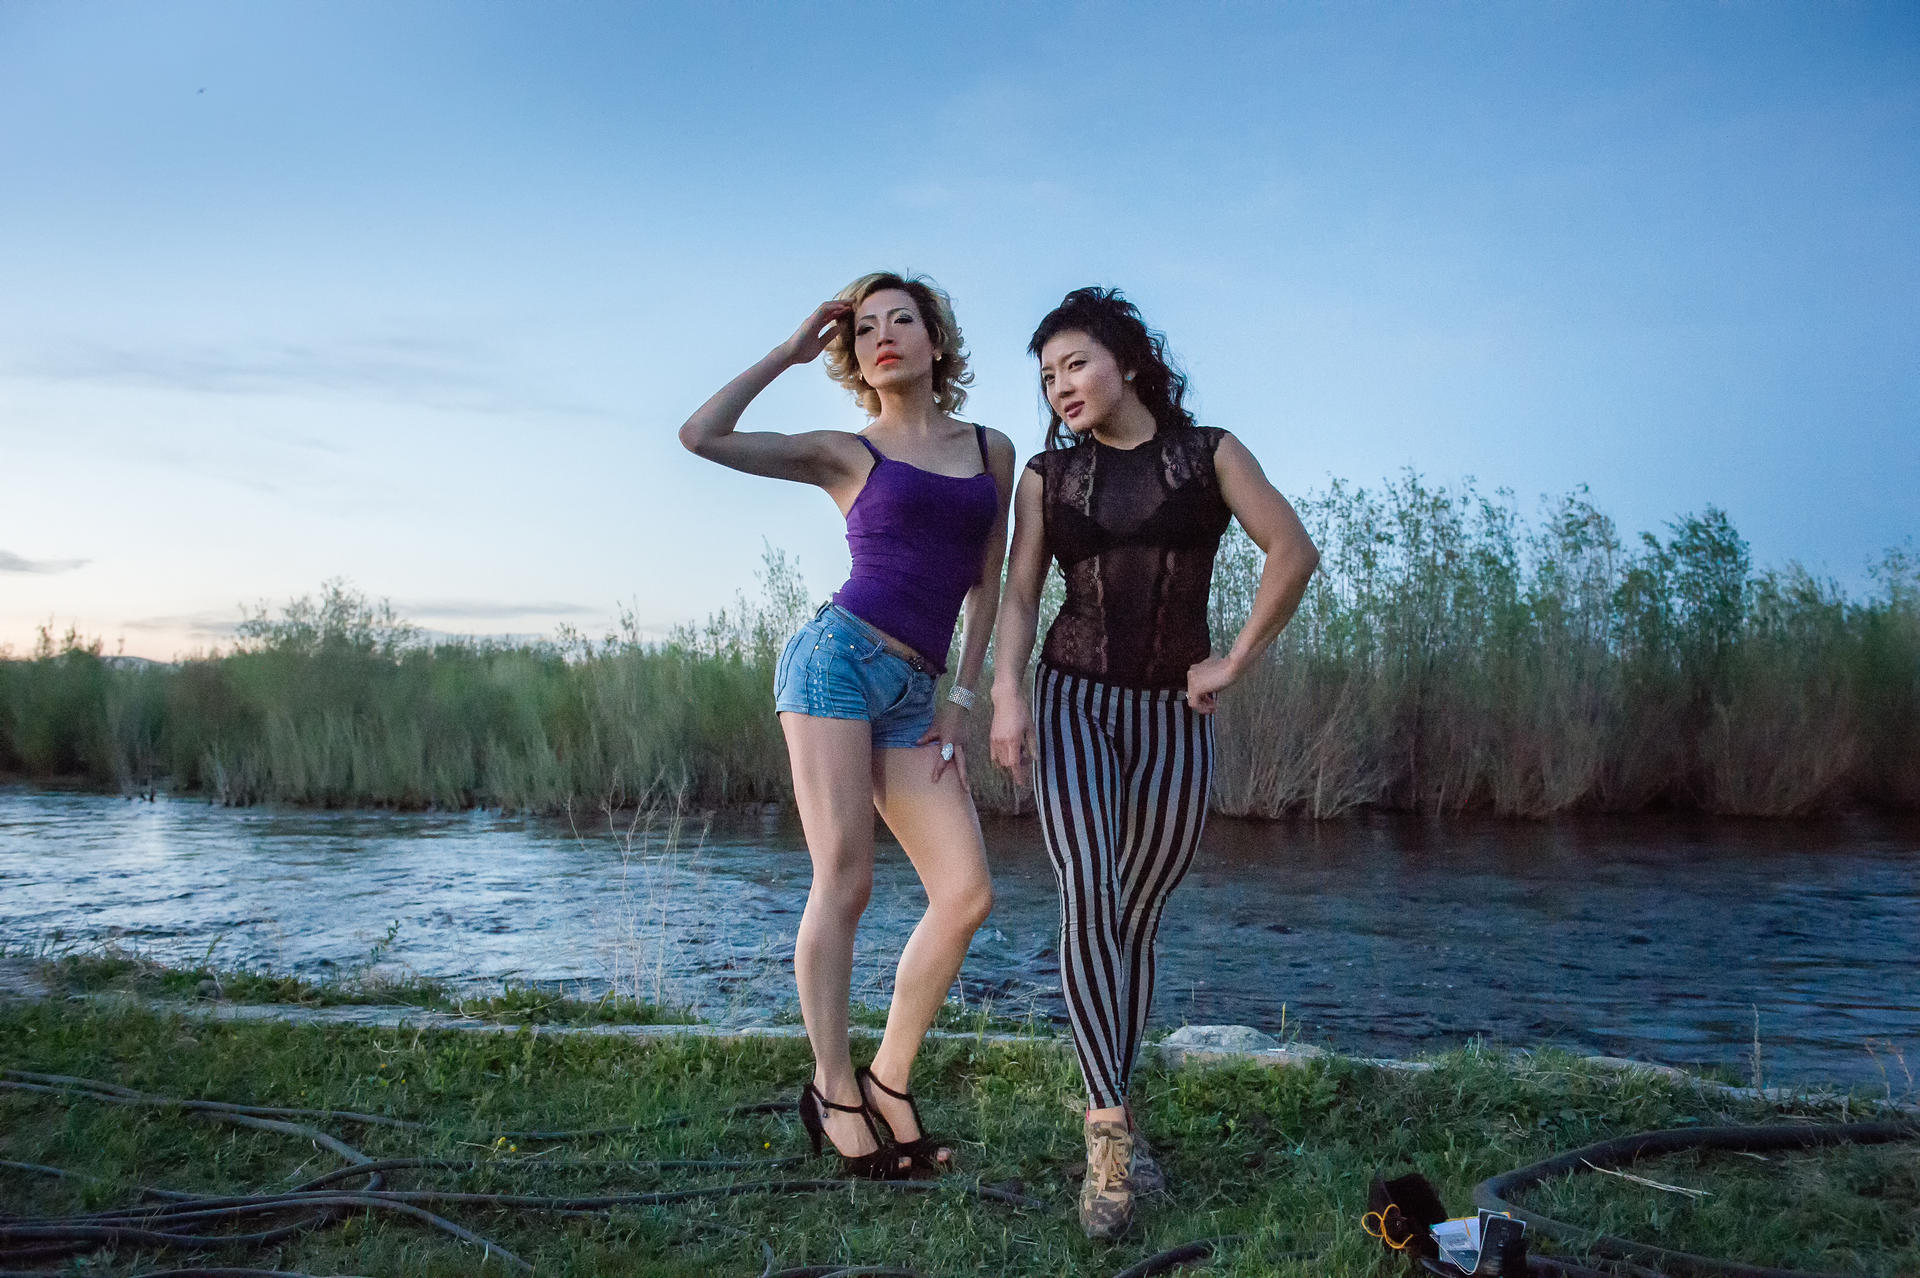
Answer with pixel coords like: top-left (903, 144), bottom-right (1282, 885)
top-left (949, 418), bottom-right (1004, 441)
top-left (1211, 428), bottom-right (1267, 476)
top-left (979, 425), bottom-right (1017, 466)
top-left (948, 417), bottom-right (1016, 470)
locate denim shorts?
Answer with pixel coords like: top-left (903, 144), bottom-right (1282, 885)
top-left (773, 603), bottom-right (937, 749)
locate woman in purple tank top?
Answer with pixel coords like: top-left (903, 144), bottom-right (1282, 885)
top-left (678, 273), bottom-right (1014, 1180)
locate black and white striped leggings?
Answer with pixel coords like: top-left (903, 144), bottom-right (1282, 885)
top-left (1031, 662), bottom-right (1214, 1110)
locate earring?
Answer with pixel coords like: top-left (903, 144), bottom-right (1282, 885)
top-left (1124, 372), bottom-right (1135, 382)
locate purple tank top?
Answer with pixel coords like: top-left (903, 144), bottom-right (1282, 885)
top-left (830, 426), bottom-right (998, 674)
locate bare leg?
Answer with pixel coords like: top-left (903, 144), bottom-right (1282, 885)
top-left (865, 740), bottom-right (993, 1152)
top-left (781, 711), bottom-right (888, 1160)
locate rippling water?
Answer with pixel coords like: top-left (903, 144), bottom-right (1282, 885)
top-left (3, 787), bottom-right (1915, 1086)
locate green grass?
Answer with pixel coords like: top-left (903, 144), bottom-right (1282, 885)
top-left (1523, 1142), bottom-right (1920, 1275)
top-left (2, 1000), bottom-right (1908, 1276)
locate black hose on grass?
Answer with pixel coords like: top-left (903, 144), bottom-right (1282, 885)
top-left (0, 1194), bottom-right (530, 1270)
top-left (0, 1271), bottom-right (366, 1278)
top-left (497, 1098), bottom-right (797, 1141)
top-left (2, 1072), bottom-right (421, 1132)
top-left (1472, 1120), bottom-right (1920, 1278)
top-left (1420, 1256), bottom-right (1624, 1278)
top-left (0, 1159), bottom-right (204, 1202)
top-left (763, 1268), bottom-right (926, 1277)
top-left (0, 1075), bottom-right (388, 1267)
top-left (1106, 1236), bottom-right (1242, 1278)
top-left (286, 1153), bottom-right (813, 1192)
top-left (125, 1270), bottom-right (373, 1277)
top-left (5, 1179), bottom-right (1043, 1228)
top-left (0, 1072), bottom-right (1043, 1274)
top-left (3, 1068), bottom-right (792, 1144)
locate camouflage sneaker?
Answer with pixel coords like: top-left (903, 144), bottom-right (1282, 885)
top-left (1129, 1131), bottom-right (1167, 1197)
top-left (1079, 1120), bottom-right (1135, 1239)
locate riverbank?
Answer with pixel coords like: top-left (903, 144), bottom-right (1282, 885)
top-left (10, 788), bottom-right (1918, 1089)
top-left (3, 961), bottom-right (1916, 1276)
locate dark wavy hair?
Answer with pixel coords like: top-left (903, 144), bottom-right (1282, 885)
top-left (1026, 286), bottom-right (1195, 449)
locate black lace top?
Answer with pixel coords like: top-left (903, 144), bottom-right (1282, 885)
top-left (1026, 426), bottom-right (1232, 689)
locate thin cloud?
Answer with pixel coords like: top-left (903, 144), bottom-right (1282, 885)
top-left (0, 551), bottom-right (89, 574)
top-left (18, 337), bottom-right (610, 420)
top-left (122, 603), bottom-right (598, 635)
top-left (119, 612), bottom-right (240, 638)
top-left (399, 600), bottom-right (600, 621)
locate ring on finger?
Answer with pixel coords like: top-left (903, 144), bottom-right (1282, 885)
top-left (939, 742), bottom-right (955, 762)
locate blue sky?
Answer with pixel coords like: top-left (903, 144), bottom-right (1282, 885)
top-left (2, 1), bottom-right (1915, 658)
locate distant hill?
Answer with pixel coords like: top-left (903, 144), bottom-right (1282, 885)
top-left (102, 655), bottom-right (176, 672)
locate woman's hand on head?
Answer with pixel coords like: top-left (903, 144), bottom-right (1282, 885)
top-left (1184, 654), bottom-right (1242, 715)
top-left (780, 299), bottom-right (852, 366)
top-left (988, 693), bottom-right (1034, 787)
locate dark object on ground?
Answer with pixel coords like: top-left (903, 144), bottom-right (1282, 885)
top-left (1105, 1235), bottom-right (1243, 1278)
top-left (1368, 1171), bottom-right (1449, 1260)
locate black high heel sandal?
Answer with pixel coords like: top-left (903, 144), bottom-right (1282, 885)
top-left (856, 1065), bottom-right (952, 1177)
top-left (798, 1081), bottom-right (908, 1181)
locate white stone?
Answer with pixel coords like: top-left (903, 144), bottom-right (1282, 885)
top-left (1160, 1024), bottom-right (1282, 1053)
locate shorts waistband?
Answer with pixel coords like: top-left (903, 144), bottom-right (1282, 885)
top-left (818, 603), bottom-right (935, 676)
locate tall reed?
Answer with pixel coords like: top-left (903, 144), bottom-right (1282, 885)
top-left (1201, 475), bottom-right (1918, 817)
top-left (2, 478), bottom-right (1914, 817)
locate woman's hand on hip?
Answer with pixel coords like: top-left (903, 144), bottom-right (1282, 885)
top-left (988, 693), bottom-right (1034, 787)
top-left (918, 702), bottom-right (970, 786)
top-left (1185, 654), bottom-right (1243, 715)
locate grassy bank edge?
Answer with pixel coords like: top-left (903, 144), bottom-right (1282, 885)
top-left (10, 950), bottom-right (1047, 1037)
top-left (2, 996), bottom-right (1915, 1277)
top-left (12, 951), bottom-right (1917, 1122)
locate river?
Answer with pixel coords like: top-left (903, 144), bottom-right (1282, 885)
top-left (3, 787), bottom-right (1915, 1087)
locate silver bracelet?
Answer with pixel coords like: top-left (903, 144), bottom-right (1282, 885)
top-left (945, 685), bottom-right (976, 711)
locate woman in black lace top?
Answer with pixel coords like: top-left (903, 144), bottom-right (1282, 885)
top-left (989, 287), bottom-right (1320, 1238)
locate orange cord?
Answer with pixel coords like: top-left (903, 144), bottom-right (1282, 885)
top-left (1363, 1206), bottom-right (1417, 1251)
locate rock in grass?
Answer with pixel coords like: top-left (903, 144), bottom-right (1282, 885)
top-left (1151, 1024), bottom-right (1335, 1071)
top-left (1162, 1025), bottom-right (1281, 1054)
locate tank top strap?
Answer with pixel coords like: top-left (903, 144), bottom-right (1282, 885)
top-left (854, 434), bottom-right (886, 467)
top-left (973, 424), bottom-right (989, 472)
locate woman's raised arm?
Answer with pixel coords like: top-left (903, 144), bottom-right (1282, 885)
top-left (678, 299), bottom-right (865, 489)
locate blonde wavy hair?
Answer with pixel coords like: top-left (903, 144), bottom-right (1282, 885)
top-left (822, 271), bottom-right (972, 416)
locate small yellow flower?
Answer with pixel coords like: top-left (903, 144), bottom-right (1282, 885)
top-left (508, 1144), bottom-right (518, 1153)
